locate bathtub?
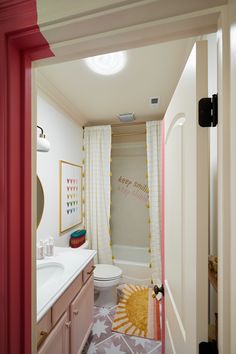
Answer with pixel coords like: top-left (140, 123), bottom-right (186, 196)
top-left (112, 244), bottom-right (152, 285)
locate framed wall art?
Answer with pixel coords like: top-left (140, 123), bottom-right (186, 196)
top-left (59, 160), bottom-right (82, 233)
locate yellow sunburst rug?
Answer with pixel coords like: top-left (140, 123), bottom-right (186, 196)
top-left (112, 284), bottom-right (161, 340)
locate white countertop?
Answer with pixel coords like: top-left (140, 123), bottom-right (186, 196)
top-left (37, 246), bottom-right (96, 322)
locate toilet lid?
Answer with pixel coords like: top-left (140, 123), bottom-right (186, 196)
top-left (94, 264), bottom-right (122, 281)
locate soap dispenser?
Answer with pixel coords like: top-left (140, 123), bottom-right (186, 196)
top-left (37, 240), bottom-right (44, 260)
top-left (46, 237), bottom-right (54, 257)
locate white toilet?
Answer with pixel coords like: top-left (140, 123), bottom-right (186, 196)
top-left (80, 241), bottom-right (123, 308)
top-left (94, 264), bottom-right (122, 308)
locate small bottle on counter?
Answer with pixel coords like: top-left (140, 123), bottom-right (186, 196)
top-left (37, 240), bottom-right (44, 260)
top-left (45, 237), bottom-right (54, 257)
top-left (43, 240), bottom-right (48, 256)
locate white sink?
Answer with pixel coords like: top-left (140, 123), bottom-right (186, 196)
top-left (37, 262), bottom-right (64, 289)
top-left (37, 247), bottom-right (97, 322)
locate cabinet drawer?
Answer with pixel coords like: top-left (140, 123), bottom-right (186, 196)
top-left (37, 310), bottom-right (52, 349)
top-left (83, 260), bottom-right (95, 284)
top-left (52, 273), bottom-right (82, 326)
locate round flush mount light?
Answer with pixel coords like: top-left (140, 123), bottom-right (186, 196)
top-left (85, 51), bottom-right (127, 75)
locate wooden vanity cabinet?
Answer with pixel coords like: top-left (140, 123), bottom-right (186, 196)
top-left (37, 259), bottom-right (95, 354)
top-left (37, 311), bottom-right (52, 348)
top-left (70, 275), bottom-right (94, 354)
top-left (52, 273), bottom-right (83, 326)
top-left (38, 311), bottom-right (70, 354)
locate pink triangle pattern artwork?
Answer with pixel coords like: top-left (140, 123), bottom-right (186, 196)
top-left (60, 161), bottom-right (82, 233)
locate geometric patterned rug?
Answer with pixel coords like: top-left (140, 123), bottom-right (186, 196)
top-left (82, 306), bottom-right (162, 354)
top-left (112, 284), bottom-right (161, 340)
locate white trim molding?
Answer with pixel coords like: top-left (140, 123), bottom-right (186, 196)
top-left (36, 71), bottom-right (87, 126)
top-left (36, 2), bottom-right (223, 65)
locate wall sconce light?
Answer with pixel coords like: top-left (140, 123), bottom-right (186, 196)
top-left (37, 125), bottom-right (50, 152)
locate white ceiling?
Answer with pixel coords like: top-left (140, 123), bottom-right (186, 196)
top-left (38, 37), bottom-right (195, 125)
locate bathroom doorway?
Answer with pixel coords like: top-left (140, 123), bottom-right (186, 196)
top-left (34, 34), bottom-right (218, 354)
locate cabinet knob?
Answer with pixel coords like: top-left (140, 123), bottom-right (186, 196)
top-left (87, 265), bottom-right (96, 275)
top-left (37, 331), bottom-right (48, 348)
top-left (73, 309), bottom-right (79, 315)
top-left (65, 321), bottom-right (71, 328)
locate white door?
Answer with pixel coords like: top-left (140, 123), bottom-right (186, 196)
top-left (164, 41), bottom-right (209, 354)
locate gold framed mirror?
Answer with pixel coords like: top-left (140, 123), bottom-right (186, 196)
top-left (37, 176), bottom-right (44, 228)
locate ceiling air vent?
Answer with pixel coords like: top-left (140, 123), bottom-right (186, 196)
top-left (150, 97), bottom-right (159, 105)
top-left (117, 112), bottom-right (135, 122)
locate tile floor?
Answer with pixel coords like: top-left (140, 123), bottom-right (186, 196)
top-left (82, 306), bottom-right (162, 354)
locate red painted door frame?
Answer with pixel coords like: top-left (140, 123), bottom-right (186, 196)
top-left (0, 1), bottom-right (53, 353)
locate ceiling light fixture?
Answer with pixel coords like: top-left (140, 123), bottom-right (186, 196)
top-left (85, 51), bottom-right (127, 75)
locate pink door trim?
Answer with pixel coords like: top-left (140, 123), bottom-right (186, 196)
top-left (161, 119), bottom-right (165, 354)
top-left (0, 1), bottom-right (53, 353)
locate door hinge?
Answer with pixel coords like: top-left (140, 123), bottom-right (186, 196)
top-left (153, 284), bottom-right (164, 299)
top-left (199, 341), bottom-right (218, 354)
top-left (198, 94), bottom-right (218, 127)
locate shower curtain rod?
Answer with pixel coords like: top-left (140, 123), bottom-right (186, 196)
top-left (83, 121), bottom-right (146, 128)
top-left (84, 121), bottom-right (160, 129)
top-left (112, 131), bottom-right (146, 137)
top-left (111, 121), bottom-right (146, 127)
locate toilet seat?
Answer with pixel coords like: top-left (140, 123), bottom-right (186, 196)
top-left (94, 264), bottom-right (122, 281)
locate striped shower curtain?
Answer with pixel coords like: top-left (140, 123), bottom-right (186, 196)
top-left (146, 121), bottom-right (162, 285)
top-left (84, 125), bottom-right (112, 264)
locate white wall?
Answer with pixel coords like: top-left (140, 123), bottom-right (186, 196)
top-left (111, 142), bottom-right (149, 248)
top-left (37, 93), bottom-right (84, 247)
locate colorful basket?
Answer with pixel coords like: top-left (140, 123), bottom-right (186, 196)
top-left (70, 235), bottom-right (86, 248)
